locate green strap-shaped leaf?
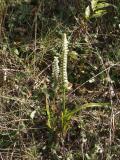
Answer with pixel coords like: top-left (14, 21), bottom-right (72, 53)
top-left (66, 103), bottom-right (109, 120)
top-left (62, 103), bottom-right (109, 135)
top-left (95, 2), bottom-right (112, 10)
top-left (92, 10), bottom-right (107, 18)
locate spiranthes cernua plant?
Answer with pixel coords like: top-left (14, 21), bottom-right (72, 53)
top-left (52, 56), bottom-right (59, 81)
top-left (61, 33), bottom-right (69, 89)
top-left (52, 34), bottom-right (71, 90)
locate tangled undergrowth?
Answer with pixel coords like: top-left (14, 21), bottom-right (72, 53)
top-left (0, 0), bottom-right (120, 159)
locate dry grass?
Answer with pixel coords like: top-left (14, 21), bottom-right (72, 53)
top-left (0, 0), bottom-right (120, 159)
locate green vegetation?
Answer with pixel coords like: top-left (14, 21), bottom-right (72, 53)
top-left (0, 0), bottom-right (120, 159)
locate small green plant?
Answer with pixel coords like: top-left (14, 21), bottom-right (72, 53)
top-left (43, 33), bottom-right (109, 138)
top-left (85, 0), bottom-right (113, 19)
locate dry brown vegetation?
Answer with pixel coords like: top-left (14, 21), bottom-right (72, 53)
top-left (0, 0), bottom-right (120, 159)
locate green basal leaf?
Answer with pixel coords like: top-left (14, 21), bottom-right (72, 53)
top-left (92, 9), bottom-right (107, 18)
top-left (62, 103), bottom-right (109, 135)
top-left (91, 0), bottom-right (99, 11)
top-left (65, 103), bottom-right (109, 122)
top-left (95, 2), bottom-right (112, 10)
